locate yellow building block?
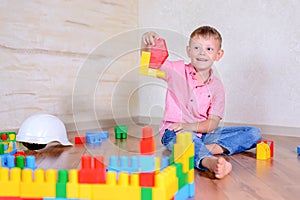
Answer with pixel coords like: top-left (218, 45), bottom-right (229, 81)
top-left (0, 167), bottom-right (21, 197)
top-left (139, 51), bottom-right (166, 78)
top-left (175, 155), bottom-right (190, 173)
top-left (79, 183), bottom-right (92, 199)
top-left (20, 168), bottom-right (56, 198)
top-left (256, 142), bottom-right (271, 160)
top-left (155, 157), bottom-right (161, 174)
top-left (92, 171), bottom-right (141, 200)
top-left (66, 169), bottom-right (79, 198)
top-left (140, 51), bottom-right (151, 68)
top-left (187, 169), bottom-right (194, 183)
top-left (9, 133), bottom-right (16, 140)
top-left (153, 166), bottom-right (178, 200)
top-left (174, 132), bottom-right (194, 162)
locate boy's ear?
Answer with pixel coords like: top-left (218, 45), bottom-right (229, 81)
top-left (186, 45), bottom-right (191, 57)
top-left (215, 49), bottom-right (224, 61)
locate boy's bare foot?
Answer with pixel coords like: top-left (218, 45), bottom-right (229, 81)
top-left (201, 156), bottom-right (232, 179)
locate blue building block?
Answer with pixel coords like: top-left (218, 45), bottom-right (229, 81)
top-left (174, 183), bottom-right (190, 200)
top-left (7, 154), bottom-right (15, 168)
top-left (129, 156), bottom-right (139, 173)
top-left (297, 146), bottom-right (300, 154)
top-left (25, 155), bottom-right (37, 169)
top-left (188, 182), bottom-right (195, 197)
top-left (139, 155), bottom-right (155, 172)
top-left (161, 157), bottom-right (170, 171)
top-left (119, 156), bottom-right (129, 172)
top-left (107, 155), bottom-right (120, 172)
top-left (86, 132), bottom-right (102, 144)
top-left (86, 131), bottom-right (109, 139)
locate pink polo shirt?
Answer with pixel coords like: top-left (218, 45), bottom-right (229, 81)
top-left (159, 60), bottom-right (225, 136)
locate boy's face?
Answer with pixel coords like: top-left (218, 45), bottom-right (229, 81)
top-left (186, 35), bottom-right (224, 72)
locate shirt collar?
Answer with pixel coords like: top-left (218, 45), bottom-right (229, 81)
top-left (187, 63), bottom-right (214, 85)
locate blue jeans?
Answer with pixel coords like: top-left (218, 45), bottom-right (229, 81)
top-left (161, 126), bottom-right (262, 170)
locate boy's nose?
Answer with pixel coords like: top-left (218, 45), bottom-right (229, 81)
top-left (198, 48), bottom-right (206, 55)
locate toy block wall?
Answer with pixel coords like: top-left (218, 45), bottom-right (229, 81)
top-left (0, 127), bottom-right (195, 200)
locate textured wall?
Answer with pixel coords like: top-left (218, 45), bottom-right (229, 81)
top-left (139, 0), bottom-right (300, 128)
top-left (0, 0), bottom-right (139, 130)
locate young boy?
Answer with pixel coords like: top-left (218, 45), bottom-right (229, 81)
top-left (141, 26), bottom-right (262, 179)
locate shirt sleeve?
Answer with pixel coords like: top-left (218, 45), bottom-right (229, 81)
top-left (207, 79), bottom-right (225, 119)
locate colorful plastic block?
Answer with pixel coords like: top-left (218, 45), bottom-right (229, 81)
top-left (141, 187), bottom-right (152, 200)
top-left (86, 132), bottom-right (102, 144)
top-left (114, 125), bottom-right (128, 139)
top-left (74, 136), bottom-right (86, 144)
top-left (66, 169), bottom-right (79, 198)
top-left (139, 38), bottom-right (168, 78)
top-left (107, 156), bottom-right (139, 173)
top-left (86, 131), bottom-right (108, 139)
top-left (148, 38), bottom-right (169, 69)
top-left (140, 172), bottom-right (155, 187)
top-left (0, 167), bottom-right (21, 197)
top-left (20, 168), bottom-right (56, 198)
top-left (256, 142), bottom-right (271, 160)
top-left (258, 140), bottom-right (274, 157)
top-left (297, 146), bottom-right (300, 154)
top-left (91, 171), bottom-right (141, 200)
top-left (161, 157), bottom-right (170, 171)
top-left (56, 170), bottom-right (68, 198)
top-left (140, 155), bottom-right (155, 172)
top-left (0, 143), bottom-right (4, 155)
top-left (78, 155), bottom-right (105, 183)
top-left (140, 126), bottom-right (156, 155)
top-left (0, 132), bottom-right (17, 155)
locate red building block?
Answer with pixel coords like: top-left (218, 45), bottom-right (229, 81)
top-left (139, 172), bottom-right (155, 187)
top-left (140, 126), bottom-right (156, 155)
top-left (75, 136), bottom-right (86, 144)
top-left (78, 155), bottom-right (106, 183)
top-left (149, 38), bottom-right (169, 69)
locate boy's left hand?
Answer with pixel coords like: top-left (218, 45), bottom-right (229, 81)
top-left (168, 122), bottom-right (185, 132)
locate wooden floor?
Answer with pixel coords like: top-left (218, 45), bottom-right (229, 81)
top-left (22, 125), bottom-right (300, 200)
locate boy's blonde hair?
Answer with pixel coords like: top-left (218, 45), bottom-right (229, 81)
top-left (190, 26), bottom-right (222, 48)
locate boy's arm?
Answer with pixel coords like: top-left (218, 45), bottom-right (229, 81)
top-left (168, 115), bottom-right (221, 133)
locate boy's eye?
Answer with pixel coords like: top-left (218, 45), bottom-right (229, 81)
top-left (207, 47), bottom-right (214, 51)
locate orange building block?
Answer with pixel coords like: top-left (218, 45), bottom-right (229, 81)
top-left (140, 126), bottom-right (156, 155)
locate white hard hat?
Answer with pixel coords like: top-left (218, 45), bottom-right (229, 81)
top-left (17, 114), bottom-right (72, 146)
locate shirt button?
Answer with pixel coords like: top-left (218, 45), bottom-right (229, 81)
top-left (190, 99), bottom-right (193, 102)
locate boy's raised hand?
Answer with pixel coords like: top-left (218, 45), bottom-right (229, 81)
top-left (142, 31), bottom-right (160, 47)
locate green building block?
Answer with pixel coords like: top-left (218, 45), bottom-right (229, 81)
top-left (16, 156), bottom-right (25, 169)
top-left (114, 125), bottom-right (128, 139)
top-left (56, 169), bottom-right (68, 198)
top-left (189, 156), bottom-right (194, 170)
top-left (172, 162), bottom-right (188, 189)
top-left (141, 187), bottom-right (152, 200)
top-left (0, 144), bottom-right (4, 155)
